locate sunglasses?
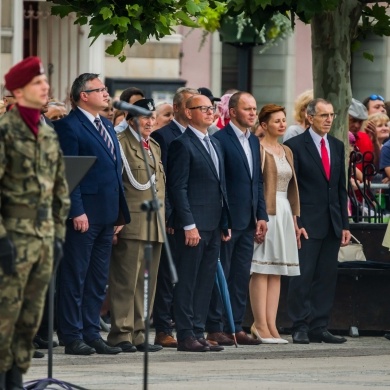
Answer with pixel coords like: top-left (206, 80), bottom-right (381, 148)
top-left (369, 94), bottom-right (384, 101)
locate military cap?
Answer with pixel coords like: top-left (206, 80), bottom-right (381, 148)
top-left (198, 87), bottom-right (221, 103)
top-left (5, 56), bottom-right (45, 91)
top-left (126, 98), bottom-right (155, 120)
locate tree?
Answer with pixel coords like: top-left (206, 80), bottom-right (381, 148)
top-left (50, 0), bottom-right (390, 142)
top-left (49, 0), bottom-right (218, 62)
top-left (213, 0), bottom-right (390, 143)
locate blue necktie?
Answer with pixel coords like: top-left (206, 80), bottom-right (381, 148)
top-left (94, 118), bottom-right (116, 160)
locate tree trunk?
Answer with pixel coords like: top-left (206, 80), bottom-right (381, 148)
top-left (311, 0), bottom-right (362, 145)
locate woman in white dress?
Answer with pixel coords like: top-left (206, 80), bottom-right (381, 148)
top-left (249, 104), bottom-right (300, 344)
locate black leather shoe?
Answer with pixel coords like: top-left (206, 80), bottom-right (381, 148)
top-left (33, 350), bottom-right (45, 358)
top-left (115, 341), bottom-right (137, 353)
top-left (6, 364), bottom-right (23, 390)
top-left (385, 334), bottom-right (390, 341)
top-left (136, 343), bottom-right (163, 352)
top-left (309, 330), bottom-right (346, 344)
top-left (177, 336), bottom-right (209, 352)
top-left (197, 337), bottom-right (224, 352)
top-left (34, 335), bottom-right (59, 349)
top-left (292, 331), bottom-right (310, 344)
top-left (87, 338), bottom-right (122, 354)
top-left (65, 339), bottom-right (96, 355)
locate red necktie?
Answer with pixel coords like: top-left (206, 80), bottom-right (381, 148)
top-left (142, 139), bottom-right (149, 150)
top-left (320, 138), bottom-right (330, 180)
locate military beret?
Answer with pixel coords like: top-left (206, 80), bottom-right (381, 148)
top-left (126, 98), bottom-right (155, 120)
top-left (4, 56), bottom-right (45, 92)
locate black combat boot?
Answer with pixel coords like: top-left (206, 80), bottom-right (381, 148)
top-left (0, 372), bottom-right (6, 390)
top-left (6, 364), bottom-right (23, 390)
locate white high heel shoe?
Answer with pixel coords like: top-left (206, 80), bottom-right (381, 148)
top-left (250, 324), bottom-right (278, 344)
top-left (273, 337), bottom-right (289, 344)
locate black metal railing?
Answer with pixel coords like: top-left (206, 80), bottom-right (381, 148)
top-left (348, 150), bottom-right (386, 223)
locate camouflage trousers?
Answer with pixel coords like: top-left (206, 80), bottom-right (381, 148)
top-left (0, 232), bottom-right (53, 374)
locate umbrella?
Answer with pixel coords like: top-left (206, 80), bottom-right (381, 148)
top-left (215, 259), bottom-right (238, 347)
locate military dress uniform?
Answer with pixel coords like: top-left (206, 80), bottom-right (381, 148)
top-left (0, 107), bottom-right (70, 374)
top-left (107, 125), bottom-right (165, 349)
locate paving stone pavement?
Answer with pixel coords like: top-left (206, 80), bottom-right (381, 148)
top-left (24, 331), bottom-right (390, 389)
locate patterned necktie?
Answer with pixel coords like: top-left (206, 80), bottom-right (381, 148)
top-left (320, 138), bottom-right (330, 180)
top-left (142, 139), bottom-right (149, 150)
top-left (204, 135), bottom-right (219, 177)
top-left (94, 118), bottom-right (116, 160)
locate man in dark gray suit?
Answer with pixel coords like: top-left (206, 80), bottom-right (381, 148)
top-left (284, 98), bottom-right (351, 344)
top-left (150, 87), bottom-right (198, 348)
top-left (167, 94), bottom-right (230, 352)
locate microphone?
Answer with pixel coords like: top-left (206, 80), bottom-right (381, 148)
top-left (113, 100), bottom-right (153, 117)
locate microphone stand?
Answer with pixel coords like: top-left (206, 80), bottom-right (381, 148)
top-left (131, 117), bottom-right (177, 390)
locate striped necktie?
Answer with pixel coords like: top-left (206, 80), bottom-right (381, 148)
top-left (94, 117), bottom-right (116, 160)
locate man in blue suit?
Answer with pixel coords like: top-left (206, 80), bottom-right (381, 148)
top-left (206, 91), bottom-right (268, 346)
top-left (167, 94), bottom-right (231, 352)
top-left (55, 73), bottom-right (130, 355)
top-left (150, 87), bottom-right (198, 348)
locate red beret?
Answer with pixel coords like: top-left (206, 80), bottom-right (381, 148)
top-left (4, 56), bottom-right (45, 91)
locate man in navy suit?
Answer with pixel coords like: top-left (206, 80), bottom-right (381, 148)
top-left (167, 94), bottom-right (231, 352)
top-left (206, 92), bottom-right (268, 346)
top-left (150, 87), bottom-right (198, 348)
top-left (55, 73), bottom-right (130, 355)
top-left (284, 98), bottom-right (350, 344)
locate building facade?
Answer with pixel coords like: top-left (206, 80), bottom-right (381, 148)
top-left (1, 0), bottom-right (389, 123)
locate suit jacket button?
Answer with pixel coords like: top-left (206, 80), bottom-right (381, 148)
top-left (138, 165), bottom-right (141, 168)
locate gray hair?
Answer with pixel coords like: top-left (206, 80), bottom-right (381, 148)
top-left (306, 98), bottom-right (332, 116)
top-left (174, 87), bottom-right (199, 106)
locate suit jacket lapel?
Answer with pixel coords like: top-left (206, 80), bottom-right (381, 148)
top-left (187, 129), bottom-right (219, 180)
top-left (170, 121), bottom-right (182, 138)
top-left (127, 129), bottom-right (156, 169)
top-left (304, 130), bottom-right (328, 180)
top-left (328, 136), bottom-right (337, 182)
top-left (75, 109), bottom-right (115, 162)
top-left (226, 124), bottom-right (251, 178)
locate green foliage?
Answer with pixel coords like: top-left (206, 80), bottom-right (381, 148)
top-left (50, 0), bottom-right (212, 61)
top-left (50, 0), bottom-right (390, 62)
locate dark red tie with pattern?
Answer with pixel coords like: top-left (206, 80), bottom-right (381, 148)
top-left (320, 138), bottom-right (330, 180)
top-left (94, 117), bottom-right (116, 160)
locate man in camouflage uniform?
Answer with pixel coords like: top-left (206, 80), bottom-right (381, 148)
top-left (0, 57), bottom-right (70, 389)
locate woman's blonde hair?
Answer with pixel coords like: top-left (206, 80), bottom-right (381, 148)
top-left (363, 112), bottom-right (389, 129)
top-left (293, 89), bottom-right (313, 124)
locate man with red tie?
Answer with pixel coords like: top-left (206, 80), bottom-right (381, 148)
top-left (284, 98), bottom-right (351, 344)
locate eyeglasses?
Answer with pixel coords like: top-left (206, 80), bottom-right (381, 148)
top-left (188, 105), bottom-right (216, 113)
top-left (312, 113), bottom-right (337, 120)
top-left (82, 87), bottom-right (108, 94)
top-left (369, 94), bottom-right (384, 101)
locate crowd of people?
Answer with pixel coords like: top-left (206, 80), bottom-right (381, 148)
top-left (1, 55), bottom-right (390, 387)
